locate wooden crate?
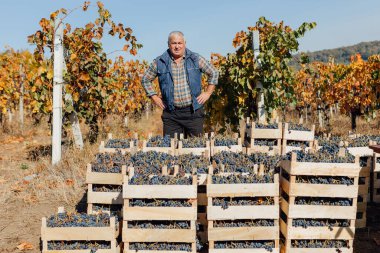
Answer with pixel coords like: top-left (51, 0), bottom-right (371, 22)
top-left (280, 240), bottom-right (354, 253)
top-left (122, 168), bottom-right (197, 252)
top-left (87, 183), bottom-right (123, 205)
top-left (86, 164), bottom-right (127, 185)
top-left (124, 244), bottom-right (196, 253)
top-left (356, 164), bottom-right (370, 228)
top-left (99, 133), bottom-right (137, 154)
top-left (348, 146), bottom-right (374, 157)
top-left (373, 152), bottom-right (380, 172)
top-left (282, 123), bottom-right (315, 142)
top-left (279, 153), bottom-right (360, 253)
top-left (122, 171), bottom-right (197, 221)
top-left (373, 171), bottom-right (380, 203)
top-left (245, 119), bottom-right (282, 156)
top-left (197, 184), bottom-right (208, 244)
top-left (246, 140), bottom-right (282, 156)
top-left (177, 133), bottom-right (211, 157)
top-left (41, 207), bottom-right (120, 253)
top-left (142, 133), bottom-right (176, 155)
top-left (245, 118), bottom-right (283, 140)
top-left (207, 166), bottom-right (280, 253)
top-left (281, 124), bottom-right (315, 155)
top-left (210, 132), bottom-right (243, 156)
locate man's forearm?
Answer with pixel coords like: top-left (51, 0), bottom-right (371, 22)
top-left (205, 84), bottom-right (216, 95)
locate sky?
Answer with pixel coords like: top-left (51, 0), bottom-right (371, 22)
top-left (0, 0), bottom-right (379, 62)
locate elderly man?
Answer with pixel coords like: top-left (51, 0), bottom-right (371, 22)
top-left (142, 31), bottom-right (219, 137)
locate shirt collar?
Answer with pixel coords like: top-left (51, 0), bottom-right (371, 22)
top-left (169, 51), bottom-right (186, 61)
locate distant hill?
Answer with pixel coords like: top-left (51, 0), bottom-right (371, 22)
top-left (291, 40), bottom-right (380, 68)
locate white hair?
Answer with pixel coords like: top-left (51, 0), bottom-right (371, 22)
top-left (168, 31), bottom-right (185, 44)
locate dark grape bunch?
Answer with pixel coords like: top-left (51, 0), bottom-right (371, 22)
top-left (254, 123), bottom-right (279, 129)
top-left (287, 140), bottom-right (309, 147)
top-left (91, 164), bottom-right (122, 173)
top-left (249, 153), bottom-right (283, 173)
top-left (315, 135), bottom-right (343, 147)
top-left (286, 123), bottom-right (311, 131)
top-left (146, 135), bottom-right (171, 147)
top-left (291, 240), bottom-right (349, 248)
top-left (214, 240), bottom-right (274, 252)
top-left (254, 139), bottom-right (277, 147)
top-left (93, 184), bottom-right (122, 192)
top-left (129, 242), bottom-right (192, 252)
top-left (129, 174), bottom-right (192, 185)
top-left (105, 138), bottom-right (137, 148)
top-left (48, 241), bottom-right (111, 251)
top-left (212, 173), bottom-right (273, 184)
top-left (213, 197), bottom-right (274, 209)
top-left (296, 176), bottom-right (354, 186)
top-left (95, 151), bottom-right (131, 165)
top-left (292, 219), bottom-right (350, 229)
top-left (92, 151), bottom-right (131, 173)
top-left (213, 219), bottom-right (275, 227)
top-left (182, 136), bottom-right (207, 148)
top-left (213, 135), bottom-right (238, 147)
top-left (212, 151), bottom-right (256, 173)
top-left (129, 199), bottom-right (192, 207)
top-left (284, 150), bottom-right (355, 163)
top-left (349, 135), bottom-right (380, 147)
top-left (127, 220), bottom-right (190, 229)
top-left (295, 197), bottom-right (352, 206)
top-left (131, 151), bottom-right (175, 175)
top-left (176, 153), bottom-right (210, 174)
top-left (47, 212), bottom-right (117, 227)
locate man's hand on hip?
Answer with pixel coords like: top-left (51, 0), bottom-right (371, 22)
top-left (197, 91), bottom-right (212, 105)
top-left (150, 95), bottom-right (166, 110)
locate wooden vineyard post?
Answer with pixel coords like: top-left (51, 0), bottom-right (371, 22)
top-left (52, 17), bottom-right (64, 165)
top-left (19, 63), bottom-right (24, 130)
top-left (252, 30), bottom-right (265, 123)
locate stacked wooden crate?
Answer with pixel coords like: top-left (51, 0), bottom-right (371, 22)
top-left (87, 143), bottom-right (131, 215)
top-left (41, 207), bottom-right (121, 253)
top-left (281, 123), bottom-right (315, 155)
top-left (86, 162), bottom-right (126, 215)
top-left (122, 167), bottom-right (198, 253)
top-left (346, 143), bottom-right (373, 228)
top-left (207, 165), bottom-right (280, 253)
top-left (373, 152), bottom-right (380, 203)
top-left (279, 152), bottom-right (360, 253)
top-left (356, 162), bottom-right (370, 228)
top-left (245, 118), bottom-right (283, 155)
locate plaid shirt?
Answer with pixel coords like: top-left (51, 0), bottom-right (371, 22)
top-left (142, 53), bottom-right (219, 108)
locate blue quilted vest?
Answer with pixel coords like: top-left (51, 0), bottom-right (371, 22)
top-left (156, 48), bottom-right (202, 112)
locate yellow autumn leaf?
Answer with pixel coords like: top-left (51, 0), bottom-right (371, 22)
top-left (70, 53), bottom-right (77, 61)
top-left (79, 73), bottom-right (91, 81)
top-left (47, 70), bottom-right (53, 80)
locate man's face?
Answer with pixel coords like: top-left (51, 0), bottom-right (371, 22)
top-left (168, 35), bottom-right (186, 58)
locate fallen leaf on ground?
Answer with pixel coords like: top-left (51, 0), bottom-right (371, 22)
top-left (66, 179), bottom-right (74, 186)
top-left (16, 242), bottom-right (34, 250)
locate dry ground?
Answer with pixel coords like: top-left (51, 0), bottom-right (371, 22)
top-left (0, 110), bottom-right (379, 253)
